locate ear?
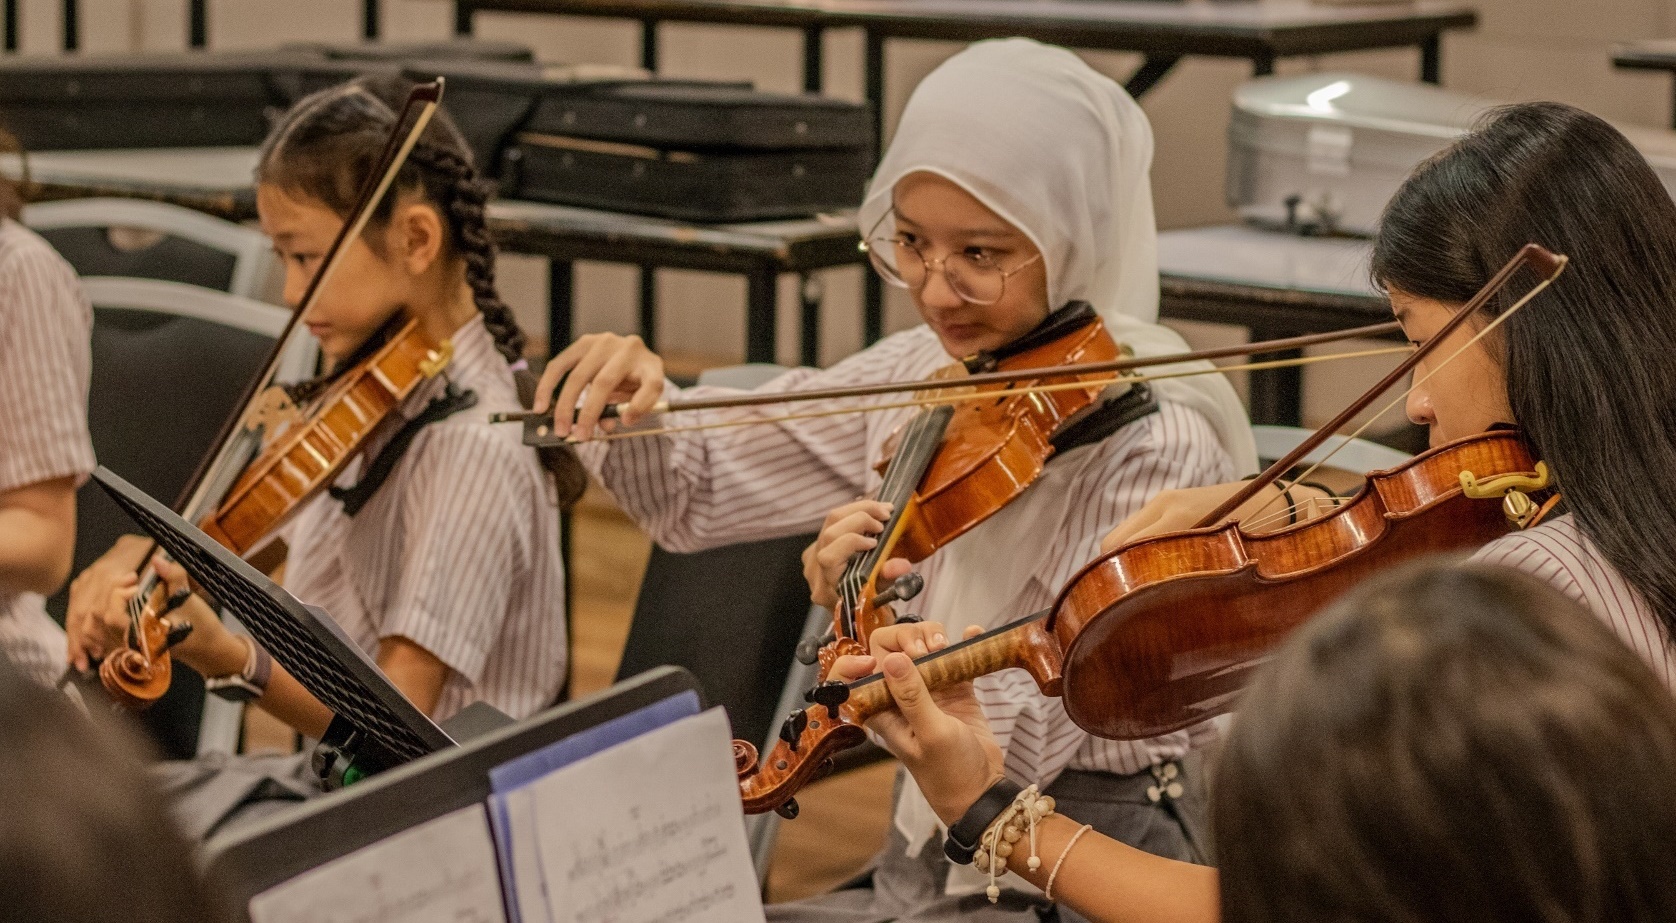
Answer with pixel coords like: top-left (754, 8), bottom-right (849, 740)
top-left (390, 200), bottom-right (447, 276)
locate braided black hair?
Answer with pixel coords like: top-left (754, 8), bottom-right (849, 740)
top-left (260, 76), bottom-right (586, 506)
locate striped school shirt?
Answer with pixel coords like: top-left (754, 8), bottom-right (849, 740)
top-left (280, 316), bottom-right (567, 721)
top-left (1471, 513), bottom-right (1676, 689)
top-left (0, 219), bottom-right (95, 688)
top-left (580, 324), bottom-right (1238, 787)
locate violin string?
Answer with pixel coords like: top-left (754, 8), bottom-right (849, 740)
top-left (1239, 273), bottom-right (1559, 530)
top-left (569, 347), bottom-right (1411, 444)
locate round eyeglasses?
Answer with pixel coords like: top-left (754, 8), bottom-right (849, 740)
top-left (858, 211), bottom-right (1043, 306)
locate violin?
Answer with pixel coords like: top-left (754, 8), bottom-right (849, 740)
top-left (812, 303), bottom-right (1123, 678)
top-left (733, 243), bottom-right (1567, 815)
top-left (95, 81), bottom-right (451, 708)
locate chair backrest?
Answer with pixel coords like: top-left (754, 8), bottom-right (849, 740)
top-left (614, 533), bottom-right (817, 751)
top-left (1251, 424), bottom-right (1412, 473)
top-left (50, 278), bottom-right (306, 759)
top-left (23, 198), bottom-right (278, 300)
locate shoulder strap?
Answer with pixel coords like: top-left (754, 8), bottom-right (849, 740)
top-left (328, 383), bottom-right (480, 517)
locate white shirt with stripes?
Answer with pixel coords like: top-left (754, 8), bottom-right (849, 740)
top-left (0, 218), bottom-right (95, 688)
top-left (281, 316), bottom-right (567, 721)
top-left (580, 325), bottom-right (1238, 788)
top-left (1471, 513), bottom-right (1675, 688)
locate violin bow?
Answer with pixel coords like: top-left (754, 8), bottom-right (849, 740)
top-left (1197, 243), bottom-right (1568, 529)
top-left (173, 79), bottom-right (445, 525)
top-left (61, 81), bottom-right (446, 694)
top-left (490, 321), bottom-right (1405, 426)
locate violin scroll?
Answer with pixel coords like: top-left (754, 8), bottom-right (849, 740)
top-left (97, 589), bottom-right (193, 710)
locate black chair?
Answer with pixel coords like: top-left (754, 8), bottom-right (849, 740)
top-left (51, 277), bottom-right (314, 760)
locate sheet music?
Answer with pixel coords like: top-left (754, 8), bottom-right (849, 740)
top-left (248, 803), bottom-right (506, 923)
top-left (502, 707), bottom-right (766, 923)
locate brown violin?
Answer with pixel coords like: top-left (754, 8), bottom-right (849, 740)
top-left (733, 242), bottom-right (1567, 815)
top-left (812, 303), bottom-right (1123, 678)
top-left (95, 81), bottom-right (450, 708)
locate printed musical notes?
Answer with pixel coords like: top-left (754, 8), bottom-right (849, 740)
top-left (496, 708), bottom-right (766, 923)
top-left (248, 803), bottom-right (507, 923)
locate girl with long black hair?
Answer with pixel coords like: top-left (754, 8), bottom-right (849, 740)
top-left (66, 78), bottom-right (582, 739)
top-left (827, 101), bottom-right (1676, 923)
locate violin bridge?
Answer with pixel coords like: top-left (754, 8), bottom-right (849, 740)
top-left (243, 386), bottom-right (302, 435)
top-left (1459, 461), bottom-right (1552, 529)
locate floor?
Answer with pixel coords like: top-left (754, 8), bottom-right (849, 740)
top-left (565, 484), bottom-right (896, 903)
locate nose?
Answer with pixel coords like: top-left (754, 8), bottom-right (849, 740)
top-left (282, 265), bottom-right (309, 311)
top-left (1405, 385), bottom-right (1435, 428)
top-left (915, 256), bottom-right (967, 311)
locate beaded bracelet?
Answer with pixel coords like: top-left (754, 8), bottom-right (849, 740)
top-left (970, 784), bottom-right (1056, 903)
top-left (1044, 824), bottom-right (1094, 902)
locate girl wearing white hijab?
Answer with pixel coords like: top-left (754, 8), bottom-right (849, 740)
top-left (536, 38), bottom-right (1254, 922)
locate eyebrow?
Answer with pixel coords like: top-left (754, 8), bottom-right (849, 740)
top-left (891, 207), bottom-right (1020, 241)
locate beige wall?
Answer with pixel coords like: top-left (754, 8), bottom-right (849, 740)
top-left (15, 0), bottom-right (1676, 417)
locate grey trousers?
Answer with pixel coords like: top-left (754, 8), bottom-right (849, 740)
top-left (151, 751), bottom-right (323, 844)
top-left (768, 758), bottom-right (1210, 923)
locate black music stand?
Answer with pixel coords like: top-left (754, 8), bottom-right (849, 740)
top-left (91, 466), bottom-right (455, 781)
top-left (202, 667), bottom-right (702, 922)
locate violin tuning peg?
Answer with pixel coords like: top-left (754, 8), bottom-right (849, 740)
top-left (775, 798), bottom-right (801, 820)
top-left (163, 620), bottom-right (194, 650)
top-left (779, 710), bottom-right (809, 751)
top-left (795, 629), bottom-right (837, 666)
top-left (162, 588), bottom-right (192, 615)
top-left (868, 572), bottom-right (925, 609)
top-left (807, 680), bottom-right (850, 718)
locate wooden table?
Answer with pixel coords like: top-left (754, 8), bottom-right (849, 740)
top-left (6, 150), bottom-right (1399, 422)
top-left (1157, 224), bottom-right (1389, 426)
top-left (1613, 40), bottom-right (1676, 129)
top-left (454, 0), bottom-right (1472, 344)
top-left (4, 147), bottom-right (862, 366)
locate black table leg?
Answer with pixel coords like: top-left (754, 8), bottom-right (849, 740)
top-left (1252, 53), bottom-right (1275, 78)
top-left (548, 260), bottom-right (574, 355)
top-left (802, 25), bottom-right (824, 93)
top-left (363, 0), bottom-right (379, 40)
top-left (1420, 34), bottom-right (1441, 84)
top-left (747, 269), bottom-right (778, 364)
top-left (641, 18), bottom-right (659, 71)
top-left (1124, 54), bottom-right (1181, 98)
top-left (799, 273), bottom-right (823, 367)
top-left (4, 0), bottom-right (15, 51)
top-left (864, 274), bottom-right (883, 346)
top-left (189, 0), bottom-right (206, 47)
top-left (639, 267), bottom-right (658, 351)
top-left (865, 29), bottom-right (886, 163)
top-left (1247, 330), bottom-right (1302, 427)
top-left (62, 0), bottom-right (76, 51)
top-left (454, 0), bottom-right (473, 36)
top-left (863, 28), bottom-right (886, 348)
top-left (1668, 74), bottom-right (1676, 131)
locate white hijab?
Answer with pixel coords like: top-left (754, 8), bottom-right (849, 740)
top-left (858, 38), bottom-right (1254, 469)
top-left (863, 39), bottom-right (1257, 881)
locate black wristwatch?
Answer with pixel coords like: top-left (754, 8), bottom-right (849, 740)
top-left (943, 778), bottom-right (1023, 865)
top-left (205, 636), bottom-right (272, 703)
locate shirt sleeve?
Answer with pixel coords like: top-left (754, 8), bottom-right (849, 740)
top-left (377, 423), bottom-right (535, 685)
top-left (974, 402), bottom-right (1240, 788)
top-left (578, 329), bottom-right (945, 552)
top-left (0, 237), bottom-right (95, 493)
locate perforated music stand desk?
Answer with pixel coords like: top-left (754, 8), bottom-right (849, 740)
top-left (201, 666), bottom-right (702, 922)
top-left (94, 466), bottom-right (456, 773)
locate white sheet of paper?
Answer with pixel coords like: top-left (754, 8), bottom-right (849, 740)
top-left (248, 802), bottom-right (507, 923)
top-left (505, 707), bottom-right (766, 923)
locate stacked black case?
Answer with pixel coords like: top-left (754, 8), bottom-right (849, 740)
top-left (0, 44), bottom-right (872, 223)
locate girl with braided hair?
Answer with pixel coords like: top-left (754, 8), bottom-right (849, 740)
top-left (66, 78), bottom-right (580, 751)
